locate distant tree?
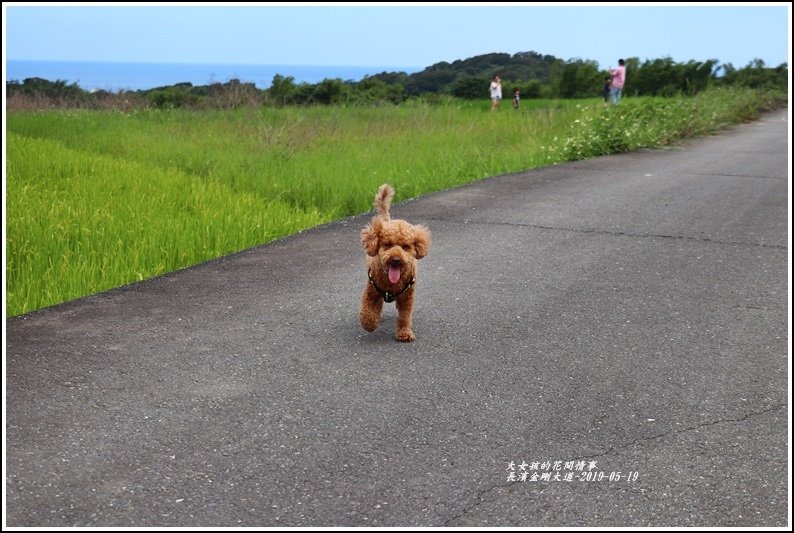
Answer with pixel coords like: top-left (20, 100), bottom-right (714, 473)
top-left (448, 76), bottom-right (490, 99)
top-left (146, 86), bottom-right (198, 108)
top-left (720, 59), bottom-right (788, 89)
top-left (404, 70), bottom-right (458, 96)
top-left (268, 74), bottom-right (296, 106)
top-left (554, 59), bottom-right (601, 98)
top-left (629, 57), bottom-right (679, 96)
top-left (7, 77), bottom-right (87, 101)
top-left (289, 83), bottom-right (318, 105)
top-left (404, 51), bottom-right (559, 95)
top-left (313, 78), bottom-right (350, 105)
top-left (356, 76), bottom-right (404, 104)
top-left (523, 79), bottom-right (542, 98)
top-left (680, 59), bottom-right (719, 94)
top-left (207, 79), bottom-right (260, 109)
top-left (366, 71), bottom-right (411, 86)
top-left (625, 56), bottom-right (718, 96)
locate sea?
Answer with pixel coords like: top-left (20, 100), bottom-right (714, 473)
top-left (6, 60), bottom-right (422, 92)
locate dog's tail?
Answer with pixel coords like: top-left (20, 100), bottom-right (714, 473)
top-left (374, 183), bottom-right (394, 220)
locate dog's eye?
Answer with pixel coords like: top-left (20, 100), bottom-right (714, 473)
top-left (402, 244), bottom-right (411, 251)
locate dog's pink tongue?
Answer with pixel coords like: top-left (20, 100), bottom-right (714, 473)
top-left (388, 264), bottom-right (401, 284)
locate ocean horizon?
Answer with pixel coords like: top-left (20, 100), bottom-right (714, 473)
top-left (6, 60), bottom-right (423, 92)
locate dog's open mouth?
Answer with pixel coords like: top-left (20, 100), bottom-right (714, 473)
top-left (388, 261), bottom-right (401, 284)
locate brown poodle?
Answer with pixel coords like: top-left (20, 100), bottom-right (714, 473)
top-left (360, 184), bottom-right (431, 341)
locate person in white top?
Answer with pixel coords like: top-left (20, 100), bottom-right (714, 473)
top-left (490, 75), bottom-right (502, 110)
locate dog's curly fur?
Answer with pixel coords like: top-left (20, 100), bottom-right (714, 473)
top-left (360, 184), bottom-right (431, 341)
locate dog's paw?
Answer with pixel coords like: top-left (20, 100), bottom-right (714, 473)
top-left (396, 329), bottom-right (416, 342)
top-left (360, 314), bottom-right (380, 332)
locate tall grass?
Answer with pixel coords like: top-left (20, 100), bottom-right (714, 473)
top-left (7, 101), bottom-right (581, 214)
top-left (6, 87), bottom-right (785, 316)
top-left (6, 134), bottom-right (326, 315)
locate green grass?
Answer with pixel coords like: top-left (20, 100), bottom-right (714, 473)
top-left (6, 134), bottom-right (326, 315)
top-left (5, 88), bottom-right (786, 316)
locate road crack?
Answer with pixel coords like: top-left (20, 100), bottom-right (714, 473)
top-left (442, 481), bottom-right (521, 527)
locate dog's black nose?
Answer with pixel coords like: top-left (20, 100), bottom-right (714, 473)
top-left (389, 258), bottom-right (401, 266)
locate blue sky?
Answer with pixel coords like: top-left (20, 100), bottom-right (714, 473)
top-left (3, 3), bottom-right (791, 71)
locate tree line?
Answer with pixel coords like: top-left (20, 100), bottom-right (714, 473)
top-left (6, 51), bottom-right (787, 110)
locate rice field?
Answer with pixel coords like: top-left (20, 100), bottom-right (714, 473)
top-left (5, 87), bottom-right (785, 316)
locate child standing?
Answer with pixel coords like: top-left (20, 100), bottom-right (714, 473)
top-left (603, 76), bottom-right (611, 103)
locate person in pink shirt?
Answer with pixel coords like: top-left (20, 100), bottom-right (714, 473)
top-left (609, 59), bottom-right (627, 104)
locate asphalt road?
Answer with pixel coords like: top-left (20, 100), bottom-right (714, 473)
top-left (5, 108), bottom-right (789, 527)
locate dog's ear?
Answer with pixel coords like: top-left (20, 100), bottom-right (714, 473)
top-left (412, 225), bottom-right (431, 259)
top-left (361, 218), bottom-right (382, 257)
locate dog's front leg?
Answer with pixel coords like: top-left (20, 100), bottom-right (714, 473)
top-left (360, 284), bottom-right (384, 332)
top-left (395, 292), bottom-right (416, 342)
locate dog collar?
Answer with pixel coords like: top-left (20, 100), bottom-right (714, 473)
top-left (368, 270), bottom-right (415, 303)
